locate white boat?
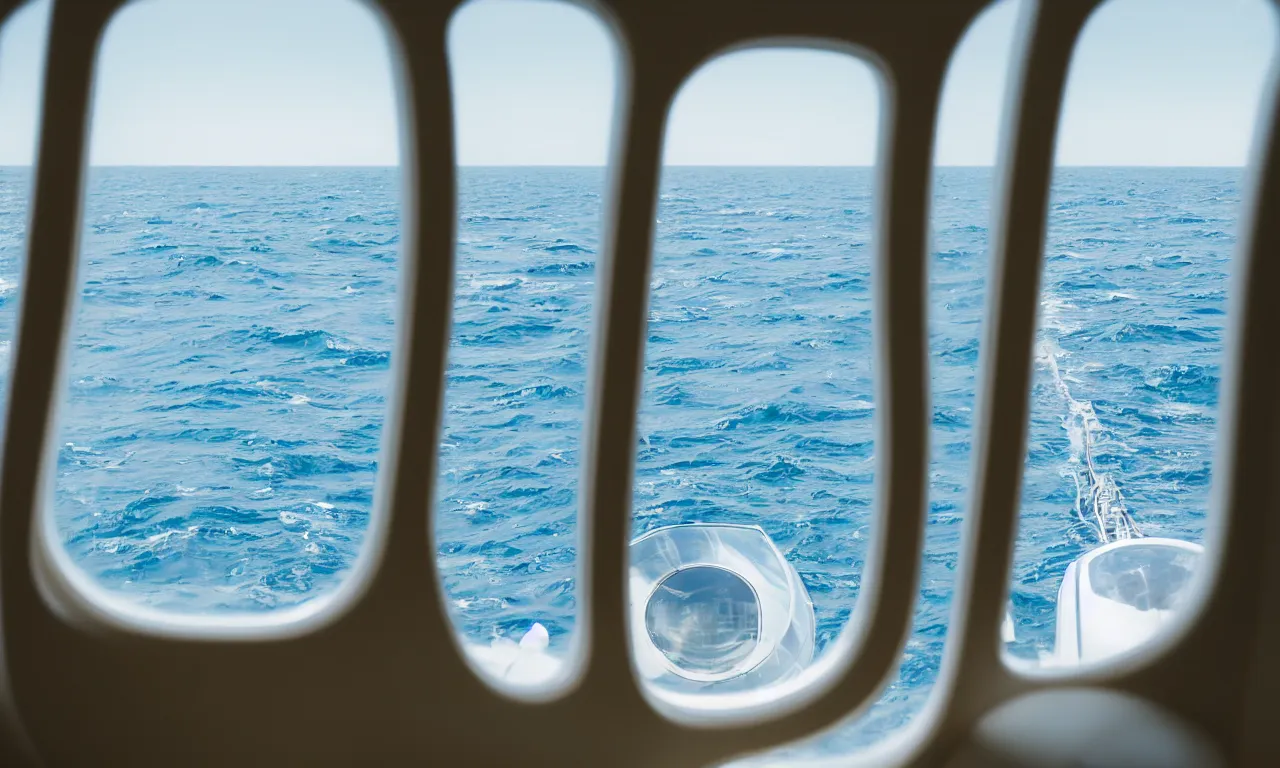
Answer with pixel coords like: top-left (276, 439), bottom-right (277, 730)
top-left (1051, 536), bottom-right (1203, 666)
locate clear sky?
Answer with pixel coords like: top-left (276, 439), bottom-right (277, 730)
top-left (0, 0), bottom-right (1274, 166)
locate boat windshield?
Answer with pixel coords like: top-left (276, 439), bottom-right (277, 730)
top-left (1087, 544), bottom-right (1200, 611)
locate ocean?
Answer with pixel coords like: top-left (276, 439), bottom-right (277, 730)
top-left (0, 165), bottom-right (1235, 753)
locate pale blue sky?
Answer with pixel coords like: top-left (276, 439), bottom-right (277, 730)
top-left (0, 0), bottom-right (1274, 166)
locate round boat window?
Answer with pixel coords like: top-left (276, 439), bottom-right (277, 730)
top-left (644, 565), bottom-right (761, 678)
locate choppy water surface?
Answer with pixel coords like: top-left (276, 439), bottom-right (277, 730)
top-left (0, 166), bottom-right (1237, 751)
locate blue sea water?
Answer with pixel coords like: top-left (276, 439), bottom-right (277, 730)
top-left (0, 165), bottom-right (1237, 751)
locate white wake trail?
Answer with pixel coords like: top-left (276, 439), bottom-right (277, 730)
top-left (1040, 340), bottom-right (1142, 544)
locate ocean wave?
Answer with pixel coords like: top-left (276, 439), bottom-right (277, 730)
top-left (493, 384), bottom-right (578, 403)
top-left (1091, 322), bottom-right (1218, 344)
top-left (652, 356), bottom-right (724, 375)
top-left (456, 324), bottom-right (559, 347)
top-left (230, 453), bottom-right (372, 479)
top-left (536, 240), bottom-right (589, 253)
top-left (749, 456), bottom-right (806, 484)
top-left (525, 261), bottom-right (592, 275)
top-left (715, 401), bottom-right (873, 431)
top-left (249, 327), bottom-right (335, 347)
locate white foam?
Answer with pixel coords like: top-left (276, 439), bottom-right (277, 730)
top-left (1041, 338), bottom-right (1141, 544)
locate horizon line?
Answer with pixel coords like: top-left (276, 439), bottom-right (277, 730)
top-left (0, 163), bottom-right (1253, 169)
